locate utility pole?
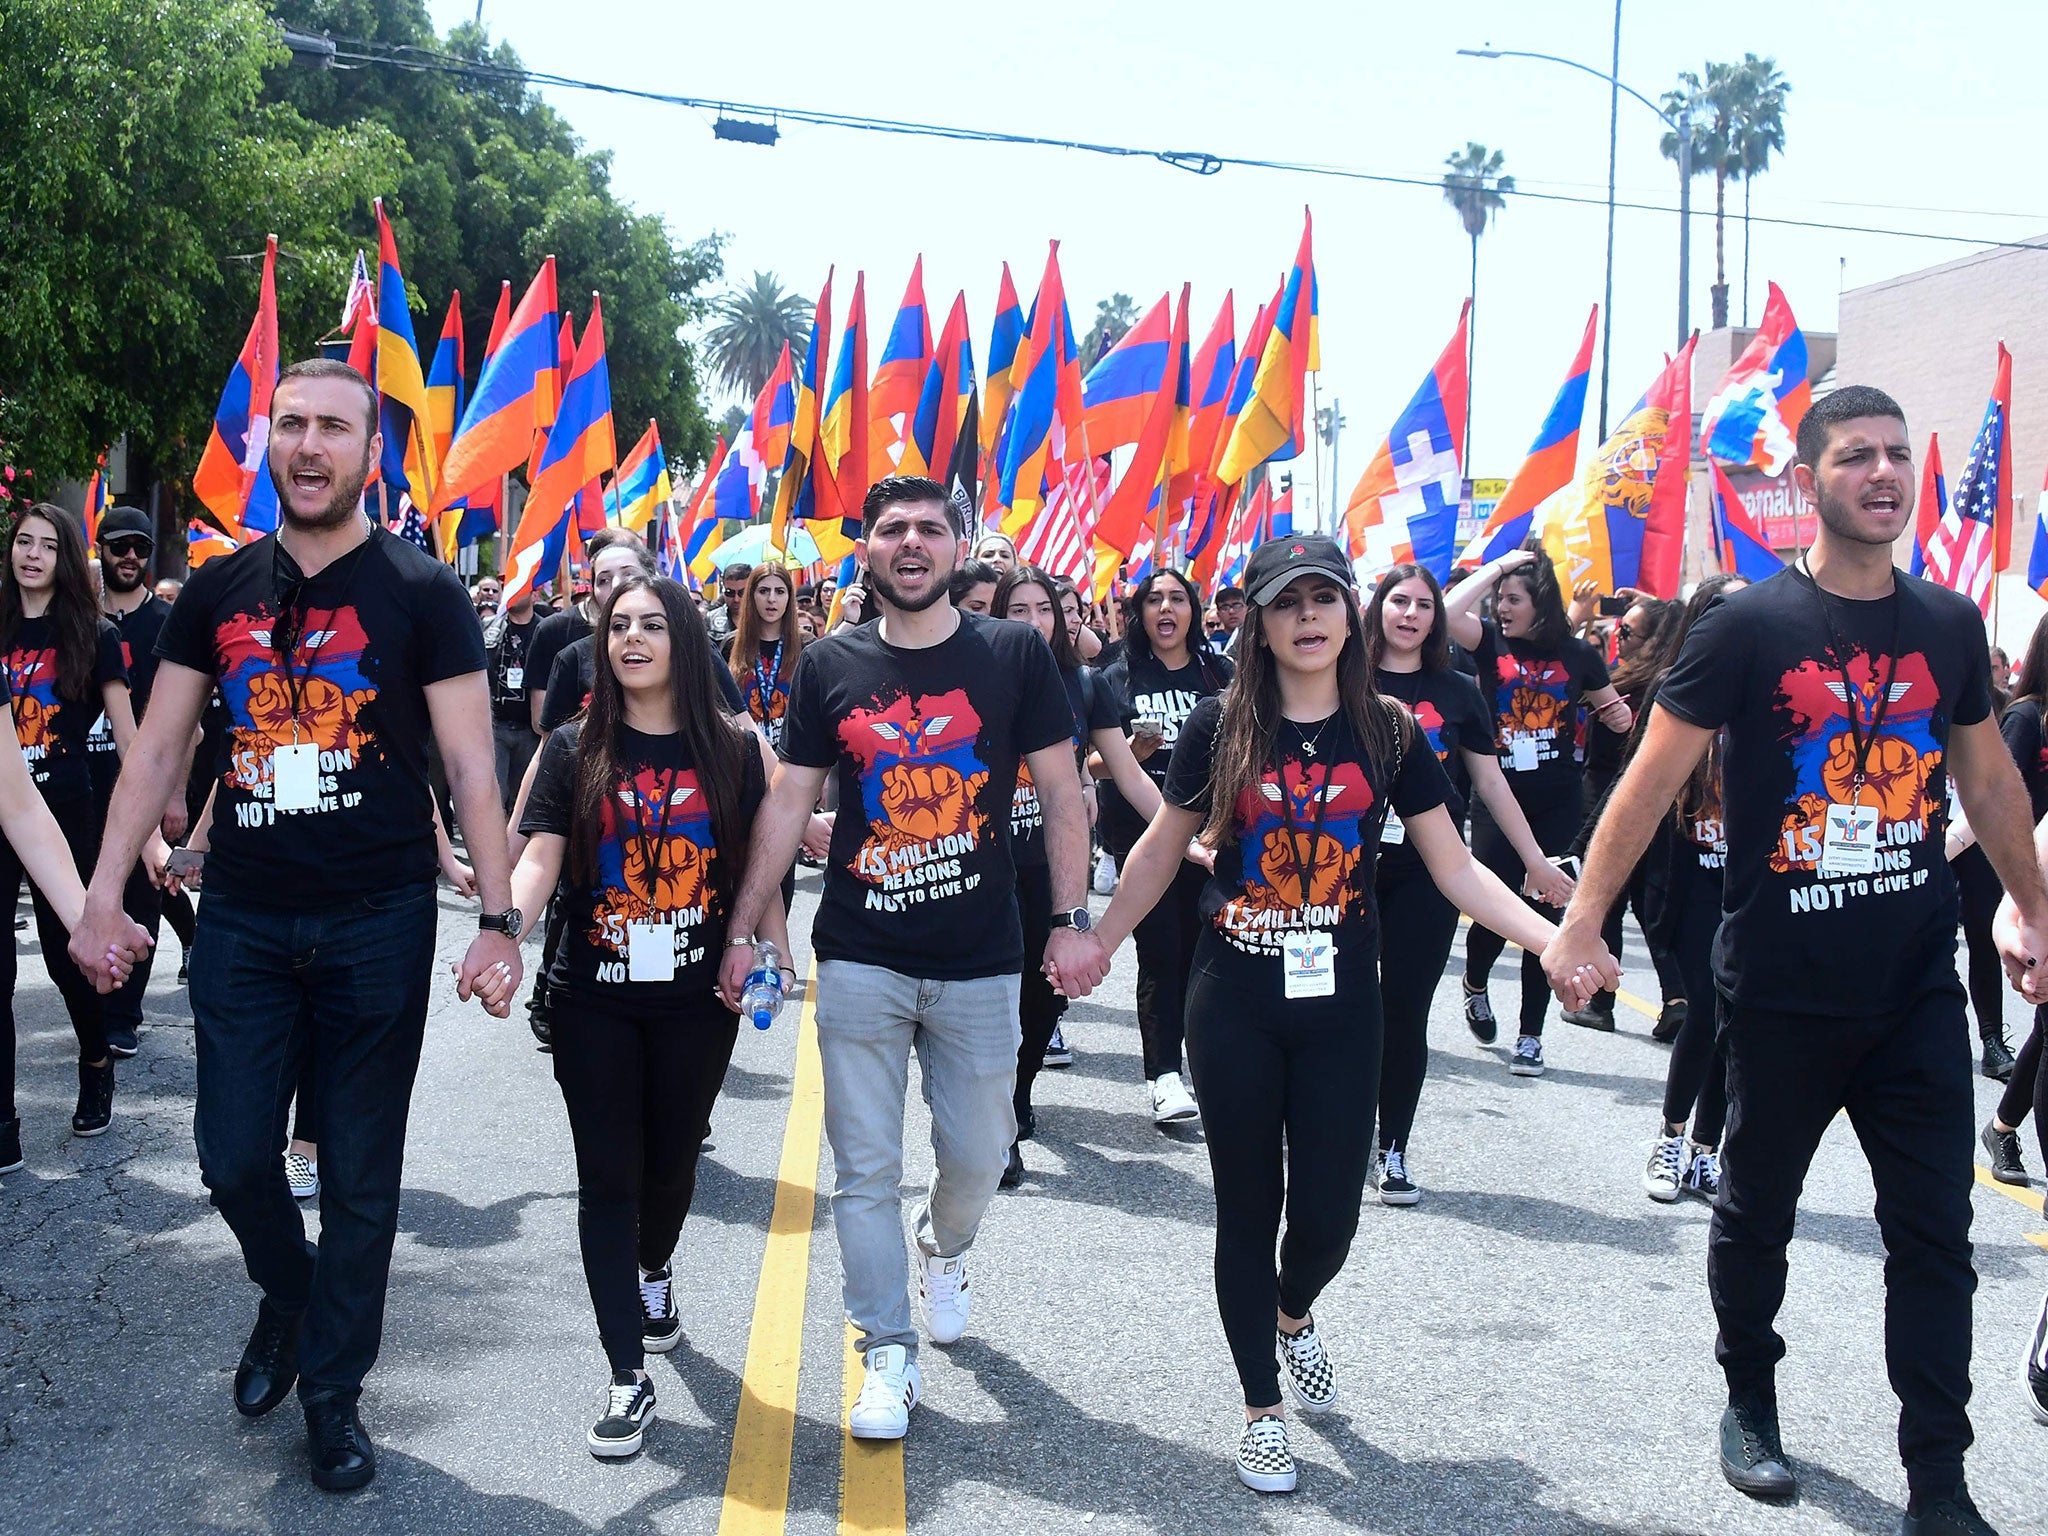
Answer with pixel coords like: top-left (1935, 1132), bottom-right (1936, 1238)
top-left (1600, 0), bottom-right (1620, 439)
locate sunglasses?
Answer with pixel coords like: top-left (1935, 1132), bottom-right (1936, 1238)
top-left (101, 538), bottom-right (152, 559)
top-left (1615, 623), bottom-right (1634, 641)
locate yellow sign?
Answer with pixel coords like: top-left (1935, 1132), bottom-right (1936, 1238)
top-left (1471, 478), bottom-right (1508, 500)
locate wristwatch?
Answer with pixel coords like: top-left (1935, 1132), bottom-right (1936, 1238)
top-left (1049, 907), bottom-right (1093, 933)
top-left (479, 908), bottom-right (524, 940)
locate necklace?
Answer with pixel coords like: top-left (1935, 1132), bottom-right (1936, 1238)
top-left (1290, 713), bottom-right (1336, 759)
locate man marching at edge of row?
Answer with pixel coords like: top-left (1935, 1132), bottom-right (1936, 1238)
top-left (70, 359), bottom-right (524, 1494)
top-left (719, 475), bottom-right (1109, 1441)
top-left (1546, 385), bottom-right (2048, 1536)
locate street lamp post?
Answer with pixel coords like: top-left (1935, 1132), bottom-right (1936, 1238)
top-left (1458, 41), bottom-right (1694, 423)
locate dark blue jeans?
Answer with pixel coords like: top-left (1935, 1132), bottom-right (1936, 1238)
top-left (190, 883), bottom-right (438, 1405)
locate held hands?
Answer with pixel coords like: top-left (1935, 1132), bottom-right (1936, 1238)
top-left (1043, 925), bottom-right (1110, 1000)
top-left (801, 813), bottom-right (835, 862)
top-left (67, 897), bottom-right (156, 996)
top-left (1539, 915), bottom-right (1623, 1011)
top-left (454, 930), bottom-right (522, 1018)
top-left (1992, 894), bottom-right (2048, 1003)
top-left (1522, 858), bottom-right (1577, 908)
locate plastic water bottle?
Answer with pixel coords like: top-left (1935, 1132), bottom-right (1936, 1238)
top-left (740, 939), bottom-right (786, 1031)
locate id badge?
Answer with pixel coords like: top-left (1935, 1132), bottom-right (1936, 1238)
top-left (1819, 801), bottom-right (1880, 876)
top-left (1509, 733), bottom-right (1540, 772)
top-left (272, 742), bottom-right (321, 812)
top-left (627, 921), bottom-right (677, 982)
top-left (1281, 930), bottom-right (1337, 999)
top-left (1380, 810), bottom-right (1406, 845)
top-left (505, 665), bottom-right (524, 692)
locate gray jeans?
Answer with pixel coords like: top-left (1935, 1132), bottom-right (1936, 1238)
top-left (493, 718), bottom-right (538, 814)
top-left (814, 959), bottom-right (1022, 1358)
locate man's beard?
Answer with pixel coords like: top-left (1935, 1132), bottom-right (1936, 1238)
top-left (1813, 482), bottom-right (1904, 548)
top-left (868, 557), bottom-right (952, 614)
top-left (102, 563), bottom-right (146, 595)
top-left (270, 446), bottom-right (373, 532)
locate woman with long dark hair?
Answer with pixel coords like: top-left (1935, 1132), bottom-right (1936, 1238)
top-left (480, 574), bottom-right (790, 1460)
top-left (0, 504), bottom-right (157, 1141)
top-left (993, 564), bottom-right (1160, 1186)
top-left (1092, 535), bottom-right (1613, 1494)
top-left (1362, 562), bottom-right (1575, 1203)
top-left (727, 563), bottom-right (804, 750)
top-left (1096, 567), bottom-right (1233, 1124)
top-left (1443, 543), bottom-right (1631, 1075)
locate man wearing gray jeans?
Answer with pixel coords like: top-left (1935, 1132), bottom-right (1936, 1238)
top-left (725, 477), bottom-right (1108, 1441)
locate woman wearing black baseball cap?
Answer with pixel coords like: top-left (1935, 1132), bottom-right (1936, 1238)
top-left (1089, 533), bottom-right (1617, 1494)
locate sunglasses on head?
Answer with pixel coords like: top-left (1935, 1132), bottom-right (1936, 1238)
top-left (102, 538), bottom-right (151, 558)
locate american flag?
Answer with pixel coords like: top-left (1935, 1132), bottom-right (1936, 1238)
top-left (391, 494), bottom-right (437, 556)
top-left (1016, 459), bottom-right (1103, 583)
top-left (339, 250), bottom-right (374, 334)
top-left (1925, 355), bottom-right (2010, 617)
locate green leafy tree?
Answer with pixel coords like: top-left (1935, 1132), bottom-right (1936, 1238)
top-left (703, 272), bottom-right (812, 404)
top-left (1080, 294), bottom-right (1141, 367)
top-left (0, 0), bottom-right (401, 491)
top-left (1662, 58), bottom-right (1790, 330)
top-left (1442, 142), bottom-right (1513, 469)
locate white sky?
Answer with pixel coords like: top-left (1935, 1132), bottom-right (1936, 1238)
top-left (431, 0), bottom-right (2048, 517)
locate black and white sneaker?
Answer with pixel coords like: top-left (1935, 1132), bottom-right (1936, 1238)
top-left (1981, 1121), bottom-right (2028, 1186)
top-left (641, 1265), bottom-right (681, 1353)
top-left (1278, 1320), bottom-right (1337, 1412)
top-left (1375, 1147), bottom-right (1420, 1206)
top-left (1644, 1133), bottom-right (1687, 1202)
top-left (1510, 1035), bottom-right (1545, 1076)
top-left (1463, 986), bottom-right (1497, 1044)
top-left (1043, 1025), bottom-right (1073, 1068)
top-left (2026, 1291), bottom-right (2048, 1426)
top-left (105, 1024), bottom-right (140, 1059)
top-left (1235, 1414), bottom-right (1297, 1493)
top-left (1684, 1144), bottom-right (1721, 1200)
top-left (587, 1371), bottom-right (655, 1458)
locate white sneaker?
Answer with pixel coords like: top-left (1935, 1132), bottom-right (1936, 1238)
top-left (848, 1344), bottom-right (920, 1440)
top-left (919, 1253), bottom-right (971, 1345)
top-left (1092, 852), bottom-right (1118, 896)
top-left (1278, 1320), bottom-right (1338, 1412)
top-left (1643, 1132), bottom-right (1688, 1202)
top-left (1235, 1414), bottom-right (1297, 1493)
top-left (284, 1151), bottom-right (319, 1200)
top-left (1151, 1071), bottom-right (1200, 1125)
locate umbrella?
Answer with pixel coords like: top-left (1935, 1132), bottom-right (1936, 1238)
top-left (706, 524), bottom-right (823, 571)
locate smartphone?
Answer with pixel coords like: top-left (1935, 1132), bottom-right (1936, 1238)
top-left (1597, 595), bottom-right (1630, 617)
top-left (1552, 854), bottom-right (1583, 879)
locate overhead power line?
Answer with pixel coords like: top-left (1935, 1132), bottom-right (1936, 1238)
top-left (289, 32), bottom-right (2048, 255)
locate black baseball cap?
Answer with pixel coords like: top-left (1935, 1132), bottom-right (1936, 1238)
top-left (96, 507), bottom-right (154, 547)
top-left (1242, 533), bottom-right (1355, 606)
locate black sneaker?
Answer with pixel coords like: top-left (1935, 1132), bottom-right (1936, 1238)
top-left (176, 956), bottom-right (189, 985)
top-left (71, 1060), bottom-right (113, 1137)
top-left (999, 1140), bottom-right (1024, 1190)
top-left (528, 996), bottom-right (554, 1053)
top-left (1043, 1025), bottom-right (1073, 1067)
top-left (1981, 1121), bottom-right (2029, 1186)
top-left (1562, 1003), bottom-right (1616, 1032)
top-left (1981, 1034), bottom-right (2017, 1083)
top-left (640, 1265), bottom-right (681, 1353)
top-left (1463, 986), bottom-right (1497, 1044)
top-left (234, 1301), bottom-right (302, 1417)
top-left (588, 1370), bottom-right (656, 1458)
top-left (1375, 1147), bottom-right (1420, 1206)
top-left (1902, 1486), bottom-right (1999, 1534)
top-left (0, 1116), bottom-right (22, 1176)
top-left (1719, 1395), bottom-right (1796, 1499)
top-left (304, 1397), bottom-right (376, 1491)
top-left (2026, 1292), bottom-right (2048, 1426)
top-left (105, 1024), bottom-right (140, 1059)
top-left (1652, 998), bottom-right (1688, 1044)
top-left (1014, 1104), bottom-right (1036, 1142)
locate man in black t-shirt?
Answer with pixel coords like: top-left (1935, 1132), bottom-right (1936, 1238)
top-left (1546, 388), bottom-right (2048, 1534)
top-left (722, 477), bottom-right (1107, 1443)
top-left (70, 360), bottom-right (524, 1495)
top-left (90, 507), bottom-right (186, 1056)
top-left (485, 585), bottom-right (541, 810)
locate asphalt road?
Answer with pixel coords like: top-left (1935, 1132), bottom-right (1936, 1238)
top-left (3, 871), bottom-right (2045, 1535)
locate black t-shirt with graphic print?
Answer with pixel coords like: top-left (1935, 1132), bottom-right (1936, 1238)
top-left (155, 523), bottom-right (486, 908)
top-left (521, 720), bottom-right (765, 1004)
top-left (1373, 664), bottom-right (1489, 872)
top-left (1472, 618), bottom-right (1612, 793)
top-left (3, 615), bottom-right (127, 806)
top-left (779, 611), bottom-right (1074, 979)
top-left (1095, 647), bottom-right (1235, 853)
top-left (539, 633), bottom-right (745, 732)
top-left (1998, 696), bottom-right (2048, 821)
top-left (488, 612), bottom-right (540, 724)
top-left (1013, 662), bottom-right (1122, 869)
top-left (735, 640), bottom-right (798, 750)
top-left (1163, 697), bottom-right (1451, 977)
top-left (1655, 567), bottom-right (1991, 1018)
top-left (88, 596), bottom-right (172, 800)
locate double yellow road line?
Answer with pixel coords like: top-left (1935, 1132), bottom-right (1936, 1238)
top-left (715, 968), bottom-right (908, 1536)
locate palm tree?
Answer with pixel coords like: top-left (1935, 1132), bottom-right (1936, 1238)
top-left (703, 272), bottom-right (811, 402)
top-left (1661, 59), bottom-right (1788, 330)
top-left (1080, 294), bottom-right (1141, 367)
top-left (1442, 142), bottom-right (1513, 471)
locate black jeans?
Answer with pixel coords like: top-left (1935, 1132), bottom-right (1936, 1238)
top-left (1954, 847), bottom-right (2005, 1043)
top-left (1465, 788), bottom-right (1581, 1037)
top-left (0, 793), bottom-right (107, 1119)
top-left (1185, 944), bottom-right (1382, 1406)
top-left (1374, 857), bottom-right (1459, 1155)
top-left (1650, 855), bottom-right (1727, 1144)
top-left (1711, 988), bottom-right (1977, 1495)
top-left (551, 994), bottom-right (739, 1373)
top-left (1124, 856), bottom-right (1206, 1081)
top-left (1011, 859), bottom-right (1065, 1120)
top-left (189, 883), bottom-right (438, 1405)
